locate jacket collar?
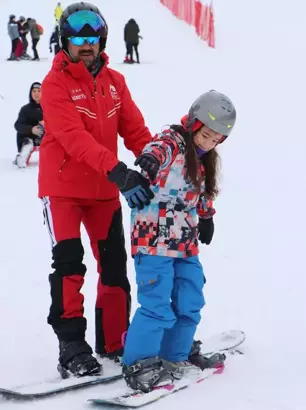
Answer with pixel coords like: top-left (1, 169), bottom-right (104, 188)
top-left (52, 50), bottom-right (109, 81)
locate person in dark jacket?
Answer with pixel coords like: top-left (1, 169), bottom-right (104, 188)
top-left (18, 16), bottom-right (30, 59)
top-left (49, 25), bottom-right (60, 55)
top-left (7, 15), bottom-right (20, 60)
top-left (124, 19), bottom-right (142, 64)
top-left (14, 82), bottom-right (44, 168)
top-left (27, 18), bottom-right (41, 60)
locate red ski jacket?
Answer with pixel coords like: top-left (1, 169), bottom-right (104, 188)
top-left (38, 51), bottom-right (151, 200)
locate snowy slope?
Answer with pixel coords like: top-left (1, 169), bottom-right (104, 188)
top-left (0, 0), bottom-right (305, 408)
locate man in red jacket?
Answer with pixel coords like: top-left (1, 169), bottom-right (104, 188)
top-left (39, 2), bottom-right (153, 378)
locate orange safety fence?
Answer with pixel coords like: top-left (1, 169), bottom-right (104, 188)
top-left (160, 0), bottom-right (215, 48)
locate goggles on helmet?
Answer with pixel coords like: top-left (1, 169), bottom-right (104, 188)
top-left (62, 10), bottom-right (107, 38)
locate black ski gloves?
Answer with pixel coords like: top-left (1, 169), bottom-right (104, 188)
top-left (108, 162), bottom-right (154, 210)
top-left (198, 217), bottom-right (214, 245)
top-left (134, 153), bottom-right (160, 181)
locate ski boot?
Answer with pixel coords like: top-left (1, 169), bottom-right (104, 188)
top-left (122, 357), bottom-right (174, 393)
top-left (57, 340), bottom-right (102, 379)
top-left (162, 359), bottom-right (202, 380)
top-left (14, 139), bottom-right (34, 168)
top-left (7, 53), bottom-right (20, 61)
top-left (97, 347), bottom-right (124, 364)
top-left (96, 330), bottom-right (126, 364)
top-left (188, 340), bottom-right (226, 370)
top-left (20, 52), bottom-right (31, 60)
top-left (15, 154), bottom-right (27, 168)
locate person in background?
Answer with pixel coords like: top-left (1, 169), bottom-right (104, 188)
top-left (28, 18), bottom-right (41, 61)
top-left (14, 82), bottom-right (44, 168)
top-left (7, 14), bottom-right (20, 61)
top-left (54, 2), bottom-right (63, 24)
top-left (49, 25), bottom-right (60, 55)
top-left (18, 16), bottom-right (31, 59)
top-left (121, 90), bottom-right (236, 392)
top-left (124, 19), bottom-right (142, 64)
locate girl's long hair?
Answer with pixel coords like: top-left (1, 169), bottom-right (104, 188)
top-left (170, 124), bottom-right (220, 199)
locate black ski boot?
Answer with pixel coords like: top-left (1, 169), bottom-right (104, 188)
top-left (189, 340), bottom-right (226, 370)
top-left (98, 347), bottom-right (124, 364)
top-left (58, 340), bottom-right (102, 379)
top-left (122, 357), bottom-right (174, 393)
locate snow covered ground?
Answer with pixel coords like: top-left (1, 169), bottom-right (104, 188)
top-left (0, 0), bottom-right (305, 408)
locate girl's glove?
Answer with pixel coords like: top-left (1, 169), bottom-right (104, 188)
top-left (198, 217), bottom-right (214, 245)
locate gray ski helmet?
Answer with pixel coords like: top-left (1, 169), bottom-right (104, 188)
top-left (187, 90), bottom-right (236, 137)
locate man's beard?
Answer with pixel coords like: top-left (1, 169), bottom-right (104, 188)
top-left (73, 51), bottom-right (97, 68)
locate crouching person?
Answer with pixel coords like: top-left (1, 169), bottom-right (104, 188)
top-left (14, 82), bottom-right (44, 168)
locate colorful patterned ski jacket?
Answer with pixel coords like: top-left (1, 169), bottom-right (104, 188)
top-left (131, 128), bottom-right (216, 258)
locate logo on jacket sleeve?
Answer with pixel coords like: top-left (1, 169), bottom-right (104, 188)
top-left (71, 88), bottom-right (87, 101)
top-left (72, 94), bottom-right (87, 101)
top-left (110, 84), bottom-right (120, 100)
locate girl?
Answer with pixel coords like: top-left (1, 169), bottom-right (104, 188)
top-left (122, 90), bottom-right (236, 392)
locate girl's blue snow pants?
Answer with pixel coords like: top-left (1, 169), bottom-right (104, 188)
top-left (122, 254), bottom-right (205, 365)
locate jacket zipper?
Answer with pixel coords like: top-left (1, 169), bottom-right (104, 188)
top-left (93, 79), bottom-right (97, 94)
top-left (59, 158), bottom-right (66, 172)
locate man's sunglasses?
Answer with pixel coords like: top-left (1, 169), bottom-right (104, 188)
top-left (68, 36), bottom-right (100, 46)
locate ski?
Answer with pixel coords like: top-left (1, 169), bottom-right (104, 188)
top-left (198, 329), bottom-right (245, 355)
top-left (5, 57), bottom-right (49, 62)
top-left (0, 329), bottom-right (245, 401)
top-left (0, 374), bottom-right (122, 401)
top-left (88, 365), bottom-right (224, 407)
